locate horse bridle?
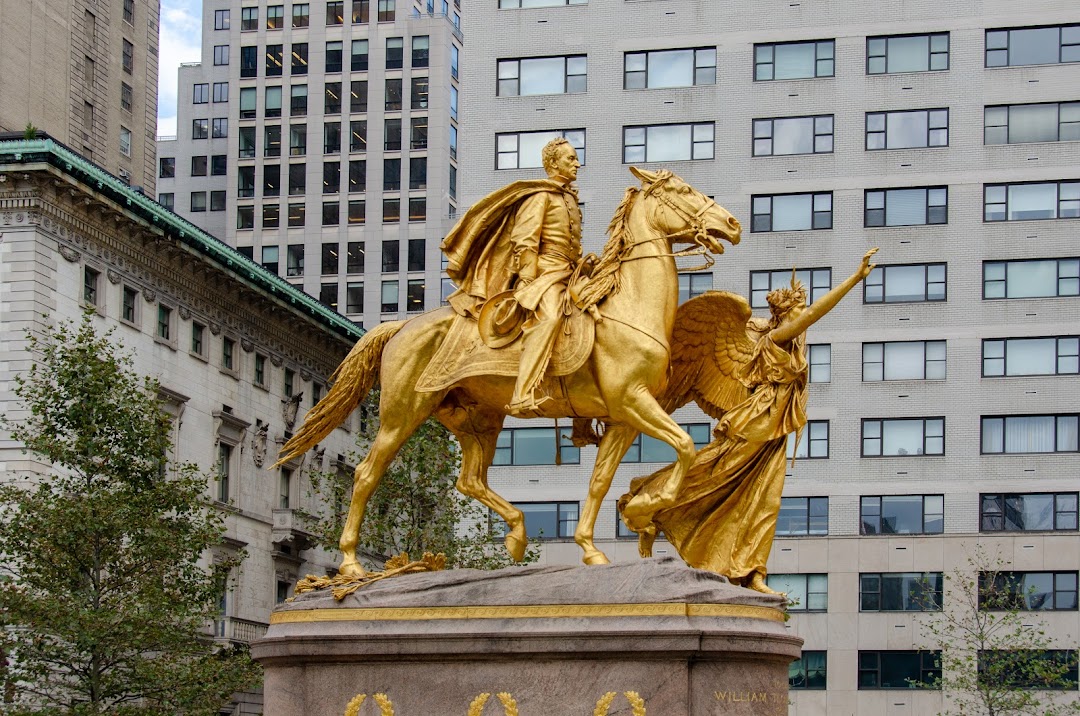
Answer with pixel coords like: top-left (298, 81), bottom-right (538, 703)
top-left (623, 174), bottom-right (719, 271)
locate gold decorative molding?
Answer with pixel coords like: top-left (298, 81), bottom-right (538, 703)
top-left (467, 692), bottom-right (519, 716)
top-left (594, 691), bottom-right (646, 716)
top-left (344, 693), bottom-right (394, 716)
top-left (271, 601), bottom-right (783, 625)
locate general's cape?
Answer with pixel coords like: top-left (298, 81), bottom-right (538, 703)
top-left (441, 179), bottom-right (575, 318)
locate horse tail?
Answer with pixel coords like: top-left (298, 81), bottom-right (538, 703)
top-left (273, 320), bottom-right (405, 467)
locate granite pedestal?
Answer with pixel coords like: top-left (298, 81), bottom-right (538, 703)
top-left (251, 557), bottom-right (802, 715)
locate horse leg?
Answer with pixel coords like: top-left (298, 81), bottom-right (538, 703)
top-left (436, 404), bottom-right (528, 562)
top-left (338, 395), bottom-right (441, 577)
top-left (610, 386), bottom-right (698, 523)
top-left (574, 423), bottom-right (638, 565)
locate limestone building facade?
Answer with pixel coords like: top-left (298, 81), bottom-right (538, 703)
top-left (156, 0), bottom-right (463, 332)
top-left (0, 135), bottom-right (360, 714)
top-left (0, 0), bottom-right (160, 192)
top-left (459, 1), bottom-right (1080, 713)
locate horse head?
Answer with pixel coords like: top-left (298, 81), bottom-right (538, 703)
top-left (629, 166), bottom-right (742, 255)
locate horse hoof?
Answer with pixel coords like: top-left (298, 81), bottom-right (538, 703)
top-left (582, 550), bottom-right (610, 566)
top-left (505, 530), bottom-right (527, 562)
top-left (339, 561), bottom-right (367, 579)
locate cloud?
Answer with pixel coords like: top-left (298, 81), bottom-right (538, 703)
top-left (157, 0), bottom-right (203, 137)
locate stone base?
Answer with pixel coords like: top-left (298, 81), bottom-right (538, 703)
top-left (252, 557), bottom-right (802, 715)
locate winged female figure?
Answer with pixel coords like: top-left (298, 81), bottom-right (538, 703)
top-left (619, 248), bottom-right (879, 593)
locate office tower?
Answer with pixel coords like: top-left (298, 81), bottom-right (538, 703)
top-left (461, 2), bottom-right (1080, 712)
top-left (157, 0), bottom-right (462, 330)
top-left (0, 0), bottom-right (160, 191)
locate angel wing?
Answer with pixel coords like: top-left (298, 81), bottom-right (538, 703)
top-left (660, 291), bottom-right (757, 419)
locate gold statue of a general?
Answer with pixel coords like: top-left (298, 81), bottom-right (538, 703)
top-left (441, 138), bottom-right (584, 415)
top-left (276, 138), bottom-right (743, 577)
top-left (619, 249), bottom-right (879, 592)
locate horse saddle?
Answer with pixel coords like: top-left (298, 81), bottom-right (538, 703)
top-left (414, 294), bottom-right (595, 393)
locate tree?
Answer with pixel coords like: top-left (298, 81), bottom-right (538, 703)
top-left (915, 545), bottom-right (1080, 716)
top-left (303, 392), bottom-right (539, 570)
top-left (0, 314), bottom-right (260, 714)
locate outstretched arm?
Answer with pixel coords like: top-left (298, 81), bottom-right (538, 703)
top-left (770, 248), bottom-right (879, 345)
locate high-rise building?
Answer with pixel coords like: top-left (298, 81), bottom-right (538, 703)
top-left (0, 0), bottom-right (159, 191)
top-left (461, 2), bottom-right (1080, 713)
top-left (157, 0), bottom-right (462, 330)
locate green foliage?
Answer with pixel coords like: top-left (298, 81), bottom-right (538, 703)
top-left (303, 393), bottom-right (539, 570)
top-left (23, 123), bottom-right (37, 140)
top-left (0, 313), bottom-right (260, 714)
top-left (914, 545), bottom-right (1080, 716)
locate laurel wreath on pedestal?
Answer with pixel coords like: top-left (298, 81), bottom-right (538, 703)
top-left (294, 552), bottom-right (446, 600)
top-left (594, 691), bottom-right (647, 716)
top-left (343, 693), bottom-right (394, 716)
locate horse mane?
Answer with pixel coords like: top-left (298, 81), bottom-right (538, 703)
top-left (574, 185), bottom-right (638, 310)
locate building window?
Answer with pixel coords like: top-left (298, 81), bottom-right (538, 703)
top-left (383, 198), bottom-right (401, 223)
top-left (266, 44), bottom-right (284, 76)
top-left (859, 651), bottom-right (941, 689)
top-left (213, 82), bottom-right (229, 103)
top-left (210, 191), bottom-right (226, 211)
top-left (788, 652), bottom-right (827, 690)
top-left (381, 240), bottom-right (400, 273)
top-left (410, 116), bottom-right (428, 151)
top-left (861, 419), bottom-right (944, 458)
top-left (751, 192), bottom-right (832, 232)
top-left (410, 77), bottom-right (429, 111)
top-left (157, 193), bottom-right (174, 210)
top-left (238, 88), bottom-right (258, 120)
top-left (621, 424), bottom-right (710, 464)
top-left (240, 46), bottom-right (258, 77)
top-left (237, 206), bottom-right (254, 229)
top-left (346, 282), bottom-right (364, 314)
top-left (222, 337), bottom-right (235, 370)
top-left (981, 414), bottom-right (1078, 454)
top-left (624, 47), bottom-right (716, 89)
top-left (319, 283), bottom-right (338, 310)
top-left (290, 86), bottom-right (308, 117)
top-left (384, 78), bottom-right (403, 112)
top-left (623, 122), bottom-right (713, 162)
top-left (980, 572), bottom-right (1078, 611)
top-left (285, 244), bottom-right (305, 277)
top-left (241, 6), bottom-right (258, 29)
top-left (985, 102), bottom-right (1080, 145)
top-left (808, 344), bottom-right (830, 383)
top-left (238, 127), bottom-right (256, 158)
top-left (213, 45), bottom-right (229, 66)
top-left (192, 119), bottom-right (208, 140)
top-left (211, 118), bottom-right (228, 138)
top-left (408, 198), bottom-right (426, 222)
top-left (984, 181), bottom-right (1079, 221)
top-left (497, 55), bottom-right (587, 96)
top-left (867, 33), bottom-right (949, 74)
top-left (119, 126), bottom-right (133, 156)
top-left (293, 3), bottom-right (310, 26)
top-left (754, 40), bottom-right (834, 80)
top-left (279, 468), bottom-right (293, 509)
top-left (190, 191), bottom-right (207, 212)
top-left (864, 263), bottom-right (946, 303)
top-left (383, 157), bottom-right (401, 190)
top-left (981, 493), bottom-right (1079, 532)
top-left (188, 322), bottom-right (205, 358)
top-left (351, 39), bottom-right (369, 71)
top-left (776, 497), bottom-right (828, 536)
top-left (983, 258), bottom-right (1080, 299)
top-left (321, 243), bottom-right (340, 275)
top-left (750, 268), bottom-right (830, 308)
top-left (752, 115), bottom-right (833, 157)
top-left (861, 495), bottom-right (944, 535)
top-left (386, 37), bottom-right (403, 69)
top-left (324, 161), bottom-right (341, 193)
top-left (860, 573), bottom-right (943, 611)
top-left (159, 157), bottom-right (175, 178)
top-left (865, 187), bottom-right (948, 227)
top-left (291, 43), bottom-right (309, 75)
top-left (284, 368), bottom-right (296, 397)
top-left (82, 266), bottom-right (100, 306)
top-left (123, 0), bottom-right (135, 23)
top-left (493, 427), bottom-right (580, 466)
top-left (377, 0), bottom-right (395, 21)
top-left (497, 502), bottom-right (578, 540)
top-left (348, 200), bottom-right (366, 225)
top-left (408, 157), bottom-right (427, 190)
top-left (986, 25), bottom-right (1080, 68)
top-left (191, 155), bottom-right (208, 177)
top-left (862, 340), bottom-right (947, 381)
top-left (254, 353), bottom-right (267, 386)
top-left (122, 286), bottom-right (138, 324)
top-left (263, 205), bottom-right (280, 227)
top-left (216, 443), bottom-right (233, 502)
top-left (290, 124), bottom-right (307, 156)
top-left (412, 36), bottom-right (429, 68)
top-left (265, 88), bottom-right (283, 120)
top-left (122, 40), bottom-right (133, 73)
top-left (348, 159), bottom-right (366, 191)
top-left (156, 305), bottom-right (173, 342)
top-left (786, 421), bottom-right (829, 459)
top-left (238, 166), bottom-right (256, 197)
top-left (497, 129), bottom-right (585, 169)
top-left (451, 44), bottom-right (459, 79)
top-left (261, 245), bottom-right (280, 274)
top-left (121, 82), bottom-right (133, 112)
top-left (352, 0), bottom-right (370, 23)
top-left (350, 121), bottom-right (367, 152)
top-left (677, 273), bottom-right (711, 304)
top-left (450, 85), bottom-right (458, 121)
top-left (288, 202), bottom-right (306, 227)
top-left (406, 279), bottom-right (424, 311)
top-left (766, 574), bottom-right (827, 611)
top-left (347, 241), bottom-right (365, 273)
top-left (324, 43), bottom-right (343, 74)
top-left (983, 337), bottom-right (1079, 377)
top-left (324, 121), bottom-right (341, 153)
top-left (326, 1), bottom-right (344, 24)
top-left (213, 7), bottom-right (230, 28)
top-left (867, 108), bottom-right (948, 149)
top-left (381, 280), bottom-right (399, 312)
top-left (348, 81), bottom-right (369, 115)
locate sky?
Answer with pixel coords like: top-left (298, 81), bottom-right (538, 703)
top-left (157, 0), bottom-right (204, 137)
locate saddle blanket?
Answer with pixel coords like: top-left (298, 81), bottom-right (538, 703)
top-left (414, 310), bottom-right (594, 393)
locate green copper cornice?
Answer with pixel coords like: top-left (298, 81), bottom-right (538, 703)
top-left (0, 135), bottom-right (364, 343)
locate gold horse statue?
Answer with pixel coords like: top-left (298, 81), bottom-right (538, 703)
top-left (276, 167), bottom-right (742, 576)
